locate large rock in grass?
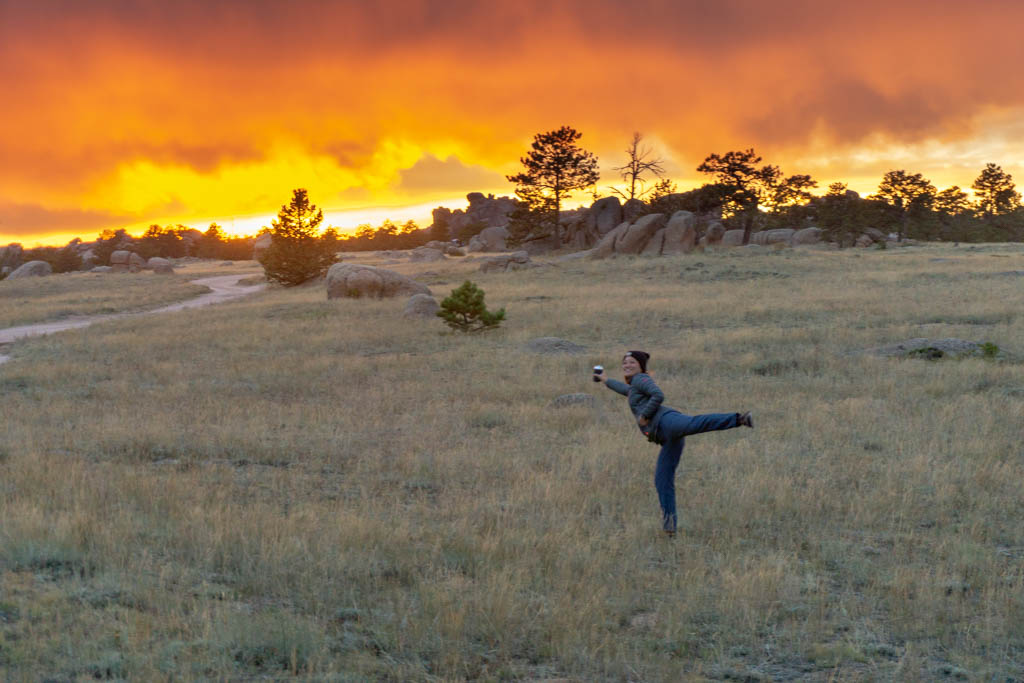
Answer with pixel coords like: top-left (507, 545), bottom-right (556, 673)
top-left (864, 227), bottom-right (887, 243)
top-left (751, 228), bottom-right (796, 246)
top-left (110, 250), bottom-right (146, 273)
top-left (110, 250), bottom-right (132, 271)
top-left (793, 227), bottom-right (823, 245)
top-left (704, 220), bottom-right (726, 245)
top-left (479, 250), bottom-right (532, 273)
top-left (403, 293), bottom-right (439, 319)
top-left (409, 247), bottom-right (445, 262)
top-left (147, 257), bottom-right (175, 274)
top-left (7, 260), bottom-right (52, 278)
top-left (325, 263), bottom-right (430, 299)
top-left (721, 229), bottom-right (746, 246)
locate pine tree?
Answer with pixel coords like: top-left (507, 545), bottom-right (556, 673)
top-left (437, 281), bottom-right (505, 332)
top-left (259, 189), bottom-right (339, 286)
top-left (506, 126), bottom-right (599, 246)
top-left (972, 163), bottom-right (1021, 216)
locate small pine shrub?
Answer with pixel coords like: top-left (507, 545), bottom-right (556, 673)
top-left (259, 189), bottom-right (339, 286)
top-left (437, 280), bottom-right (505, 332)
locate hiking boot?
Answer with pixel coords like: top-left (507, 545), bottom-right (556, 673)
top-left (662, 513), bottom-right (677, 536)
top-left (738, 411), bottom-right (754, 428)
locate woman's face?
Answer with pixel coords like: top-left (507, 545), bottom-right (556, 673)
top-left (622, 355), bottom-right (642, 377)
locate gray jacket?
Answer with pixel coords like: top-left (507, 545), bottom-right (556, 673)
top-left (605, 373), bottom-right (676, 444)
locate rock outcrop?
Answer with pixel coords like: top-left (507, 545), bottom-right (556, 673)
top-left (618, 213), bottom-right (668, 254)
top-left (325, 263), bottom-right (430, 299)
top-left (467, 225), bottom-right (509, 252)
top-left (479, 251), bottom-right (533, 273)
top-left (590, 211), bottom-right (702, 258)
top-left (585, 197), bottom-right (624, 236)
top-left (622, 199), bottom-right (646, 222)
top-left (433, 193), bottom-right (517, 241)
top-left (643, 211), bottom-right (698, 256)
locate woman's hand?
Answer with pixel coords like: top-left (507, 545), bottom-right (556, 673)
top-left (637, 416), bottom-right (649, 427)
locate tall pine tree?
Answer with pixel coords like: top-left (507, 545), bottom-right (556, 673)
top-left (506, 126), bottom-right (599, 246)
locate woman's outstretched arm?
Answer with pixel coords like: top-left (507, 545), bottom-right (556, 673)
top-left (603, 377), bottom-right (630, 396)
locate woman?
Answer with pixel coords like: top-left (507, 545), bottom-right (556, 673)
top-left (595, 350), bottom-right (753, 536)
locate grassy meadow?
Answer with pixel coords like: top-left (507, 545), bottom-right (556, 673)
top-left (1, 244), bottom-right (1023, 681)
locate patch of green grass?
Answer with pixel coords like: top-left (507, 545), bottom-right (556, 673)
top-left (980, 341), bottom-right (1000, 359)
top-left (908, 346), bottom-right (945, 360)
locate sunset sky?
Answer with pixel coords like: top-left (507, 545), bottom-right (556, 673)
top-left (4, 0), bottom-right (1024, 246)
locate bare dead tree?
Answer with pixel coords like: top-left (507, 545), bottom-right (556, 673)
top-left (611, 132), bottom-right (666, 201)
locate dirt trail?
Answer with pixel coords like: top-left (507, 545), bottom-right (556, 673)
top-left (0, 274), bottom-right (265, 365)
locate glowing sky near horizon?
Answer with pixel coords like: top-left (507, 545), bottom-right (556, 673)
top-left (4, 0), bottom-right (1024, 246)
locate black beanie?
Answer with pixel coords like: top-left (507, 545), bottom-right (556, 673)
top-left (624, 350), bottom-right (649, 373)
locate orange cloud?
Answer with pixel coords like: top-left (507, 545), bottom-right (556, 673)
top-left (4, 1), bottom-right (1024, 244)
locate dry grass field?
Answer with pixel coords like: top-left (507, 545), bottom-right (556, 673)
top-left (0, 260), bottom-right (259, 329)
top-left (1, 244), bottom-right (1023, 681)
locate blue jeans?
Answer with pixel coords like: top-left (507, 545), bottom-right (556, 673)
top-left (653, 411), bottom-right (740, 531)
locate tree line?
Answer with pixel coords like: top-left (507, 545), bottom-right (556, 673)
top-left (504, 128), bottom-right (1024, 245)
top-left (333, 219), bottom-right (444, 252)
top-left (9, 224), bottom-right (257, 275)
